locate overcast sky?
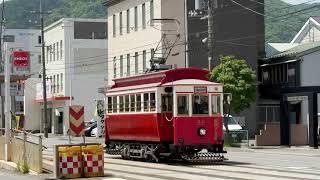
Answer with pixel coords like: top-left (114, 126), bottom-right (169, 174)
top-left (282, 0), bottom-right (320, 4)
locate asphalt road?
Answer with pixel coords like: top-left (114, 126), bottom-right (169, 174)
top-left (7, 135), bottom-right (320, 180)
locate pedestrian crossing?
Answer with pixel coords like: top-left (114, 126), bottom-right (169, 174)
top-left (42, 152), bottom-right (320, 180)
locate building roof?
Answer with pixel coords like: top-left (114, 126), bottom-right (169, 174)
top-left (44, 18), bottom-right (107, 32)
top-left (266, 41), bottom-right (320, 59)
top-left (103, 0), bottom-right (124, 7)
top-left (265, 43), bottom-right (299, 58)
top-left (311, 16), bottom-right (320, 24)
top-left (291, 17), bottom-right (320, 43)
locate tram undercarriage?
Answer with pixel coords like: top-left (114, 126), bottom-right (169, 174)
top-left (106, 141), bottom-right (226, 163)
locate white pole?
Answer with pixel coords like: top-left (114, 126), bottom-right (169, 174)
top-left (68, 22), bottom-right (72, 106)
top-left (4, 42), bottom-right (11, 161)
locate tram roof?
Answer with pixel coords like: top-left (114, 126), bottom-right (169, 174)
top-left (111, 68), bottom-right (210, 89)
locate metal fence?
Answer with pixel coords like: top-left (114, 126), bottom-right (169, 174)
top-left (224, 130), bottom-right (249, 148)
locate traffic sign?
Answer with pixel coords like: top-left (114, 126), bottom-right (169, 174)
top-left (69, 105), bottom-right (85, 136)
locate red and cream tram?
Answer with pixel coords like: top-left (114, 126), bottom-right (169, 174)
top-left (105, 68), bottom-right (225, 162)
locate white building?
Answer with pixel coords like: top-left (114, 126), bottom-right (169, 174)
top-left (0, 29), bottom-right (41, 130)
top-left (26, 18), bottom-right (108, 135)
top-left (291, 16), bottom-right (320, 44)
top-left (105, 0), bottom-right (186, 86)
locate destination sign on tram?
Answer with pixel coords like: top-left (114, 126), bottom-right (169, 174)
top-left (194, 87), bottom-right (207, 94)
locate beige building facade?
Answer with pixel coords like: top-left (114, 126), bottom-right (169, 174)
top-left (106, 0), bottom-right (186, 85)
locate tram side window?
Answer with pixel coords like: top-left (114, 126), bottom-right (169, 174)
top-left (112, 96), bottom-right (117, 113)
top-left (150, 93), bottom-right (156, 111)
top-left (136, 94), bottom-right (142, 111)
top-left (212, 95), bottom-right (221, 115)
top-left (130, 94), bottom-right (135, 112)
top-left (193, 95), bottom-right (209, 115)
top-left (144, 93), bottom-right (149, 112)
top-left (107, 97), bottom-right (112, 113)
top-left (177, 95), bottom-right (189, 115)
top-left (125, 95), bottom-right (130, 112)
top-left (119, 96), bottom-right (124, 112)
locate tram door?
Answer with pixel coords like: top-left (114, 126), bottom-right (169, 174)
top-left (161, 94), bottom-right (173, 124)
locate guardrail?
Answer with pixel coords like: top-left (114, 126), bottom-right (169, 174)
top-left (224, 130), bottom-right (249, 148)
top-left (0, 128), bottom-right (43, 173)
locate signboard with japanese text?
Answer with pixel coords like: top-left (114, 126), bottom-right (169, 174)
top-left (194, 87), bottom-right (207, 94)
top-left (12, 51), bottom-right (30, 75)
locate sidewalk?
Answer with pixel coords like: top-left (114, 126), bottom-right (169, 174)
top-left (226, 146), bottom-right (320, 157)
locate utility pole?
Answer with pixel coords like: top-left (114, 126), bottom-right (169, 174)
top-left (4, 41), bottom-right (11, 161)
top-left (207, 0), bottom-right (214, 71)
top-left (0, 0), bottom-right (5, 130)
top-left (40, 0), bottom-right (48, 138)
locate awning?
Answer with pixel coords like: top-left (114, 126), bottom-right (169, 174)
top-left (34, 96), bottom-right (73, 103)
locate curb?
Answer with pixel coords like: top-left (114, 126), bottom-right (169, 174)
top-left (0, 160), bottom-right (38, 175)
top-left (0, 160), bottom-right (17, 172)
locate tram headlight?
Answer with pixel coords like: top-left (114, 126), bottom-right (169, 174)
top-left (198, 128), bottom-right (207, 136)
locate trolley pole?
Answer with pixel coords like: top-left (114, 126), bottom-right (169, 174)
top-left (40, 0), bottom-right (48, 138)
top-left (207, 0), bottom-right (214, 71)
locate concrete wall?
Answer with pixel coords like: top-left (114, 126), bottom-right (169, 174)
top-left (24, 78), bottom-right (42, 131)
top-left (0, 136), bottom-right (4, 160)
top-left (255, 122), bottom-right (308, 146)
top-left (11, 137), bottom-right (42, 173)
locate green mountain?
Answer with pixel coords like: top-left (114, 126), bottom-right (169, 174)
top-left (2, 0), bottom-right (106, 29)
top-left (265, 0), bottom-right (320, 42)
top-left (1, 0), bottom-right (319, 43)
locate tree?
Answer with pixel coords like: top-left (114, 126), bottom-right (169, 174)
top-left (209, 55), bottom-right (256, 113)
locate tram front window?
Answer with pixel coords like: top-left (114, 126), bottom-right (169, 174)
top-left (177, 95), bottom-right (189, 115)
top-left (193, 95), bottom-right (209, 115)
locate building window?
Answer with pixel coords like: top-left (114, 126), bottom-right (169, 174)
top-left (127, 54), bottom-right (130, 76)
top-left (53, 44), bottom-right (56, 61)
top-left (142, 3), bottom-right (146, 29)
top-left (150, 0), bottom-right (154, 26)
top-left (49, 45), bottom-right (52, 63)
top-left (120, 55), bottom-right (123, 77)
top-left (57, 42), bottom-right (59, 61)
top-left (113, 14), bottom-right (116, 37)
top-left (119, 12), bottom-right (123, 35)
top-left (113, 57), bottom-right (117, 78)
top-left (258, 106), bottom-right (280, 124)
top-left (53, 75), bottom-right (56, 93)
top-left (143, 50), bottom-right (146, 71)
top-left (127, 9), bottom-right (130, 33)
top-left (60, 40), bottom-right (63, 60)
top-left (56, 74), bottom-right (60, 93)
top-left (60, 73), bottom-right (63, 92)
top-left (134, 6), bottom-right (138, 31)
top-left (46, 47), bottom-right (49, 64)
top-left (135, 52), bottom-right (139, 74)
top-left (38, 55), bottom-right (41, 64)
